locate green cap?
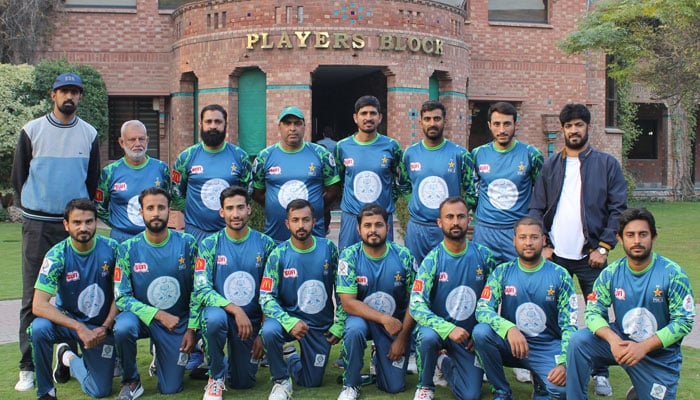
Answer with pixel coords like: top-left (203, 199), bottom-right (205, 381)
top-left (278, 106), bottom-right (304, 123)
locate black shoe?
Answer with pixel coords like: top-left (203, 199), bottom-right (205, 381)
top-left (38, 393), bottom-right (57, 400)
top-left (53, 343), bottom-right (71, 384)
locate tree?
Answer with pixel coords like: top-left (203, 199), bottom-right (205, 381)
top-left (560, 0), bottom-right (699, 199)
top-left (0, 0), bottom-right (63, 64)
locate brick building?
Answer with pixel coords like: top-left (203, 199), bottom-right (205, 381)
top-left (45, 0), bottom-right (698, 196)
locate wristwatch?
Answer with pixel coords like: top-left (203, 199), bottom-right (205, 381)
top-left (597, 247), bottom-right (608, 256)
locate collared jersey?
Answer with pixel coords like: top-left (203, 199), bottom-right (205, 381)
top-left (336, 241), bottom-right (416, 320)
top-left (476, 258), bottom-right (577, 363)
top-left (410, 241), bottom-right (496, 339)
top-left (259, 237), bottom-right (342, 336)
top-left (336, 134), bottom-right (405, 215)
top-left (35, 235), bottom-right (118, 326)
top-left (585, 253), bottom-right (695, 354)
top-left (402, 139), bottom-right (475, 223)
top-left (252, 142), bottom-right (339, 241)
top-left (115, 230), bottom-right (198, 328)
top-left (194, 228), bottom-right (276, 325)
top-left (472, 140), bottom-right (543, 225)
top-left (171, 142), bottom-right (252, 233)
top-left (95, 157), bottom-right (170, 235)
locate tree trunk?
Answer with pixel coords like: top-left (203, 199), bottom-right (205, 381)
top-left (670, 100), bottom-right (695, 199)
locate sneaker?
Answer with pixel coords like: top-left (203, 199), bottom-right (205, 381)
top-left (38, 392), bottom-right (57, 400)
top-left (493, 390), bottom-right (513, 400)
top-left (513, 367), bottom-right (532, 383)
top-left (203, 377), bottom-right (226, 400)
top-left (433, 351), bottom-right (448, 387)
top-left (114, 356), bottom-right (123, 378)
top-left (369, 346), bottom-right (376, 376)
top-left (625, 386), bottom-right (638, 400)
top-left (269, 378), bottom-right (293, 400)
top-left (413, 387), bottom-right (434, 400)
top-left (407, 353), bottom-right (418, 375)
top-left (337, 385), bottom-right (360, 400)
top-left (14, 370), bottom-right (34, 391)
top-left (282, 345), bottom-right (297, 363)
top-left (593, 375), bottom-right (613, 397)
top-left (115, 381), bottom-right (144, 400)
top-left (53, 343), bottom-right (71, 384)
top-left (148, 344), bottom-right (157, 377)
top-left (332, 358), bottom-right (345, 369)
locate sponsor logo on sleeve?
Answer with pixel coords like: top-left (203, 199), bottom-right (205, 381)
top-left (480, 286), bottom-right (492, 300)
top-left (94, 189), bottom-right (104, 202)
top-left (195, 258), bottom-right (206, 272)
top-left (412, 279), bottom-right (424, 293)
top-left (172, 170), bottom-right (181, 184)
top-left (114, 266), bottom-right (122, 282)
top-left (260, 277), bottom-right (273, 292)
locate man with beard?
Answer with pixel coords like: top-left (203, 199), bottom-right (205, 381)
top-left (401, 100), bottom-right (475, 265)
top-left (473, 216), bottom-right (576, 400)
top-left (530, 103), bottom-right (627, 396)
top-left (259, 199), bottom-right (342, 400)
top-left (113, 187), bottom-right (199, 399)
top-left (29, 199), bottom-right (118, 400)
top-left (471, 102), bottom-right (543, 266)
top-left (11, 72), bottom-right (101, 392)
top-left (336, 204), bottom-right (416, 400)
top-left (172, 104), bottom-right (252, 242)
top-left (253, 106), bottom-right (340, 242)
top-left (566, 208), bottom-right (695, 400)
top-left (96, 120), bottom-right (171, 242)
top-left (409, 197), bottom-right (497, 400)
top-left (194, 185), bottom-right (276, 400)
top-left (336, 95), bottom-right (406, 251)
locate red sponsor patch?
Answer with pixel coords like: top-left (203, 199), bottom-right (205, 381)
top-left (504, 285), bottom-right (517, 296)
top-left (94, 189), bottom-right (104, 202)
top-left (172, 170), bottom-right (181, 184)
top-left (113, 182), bottom-right (127, 191)
top-left (480, 286), bottom-right (492, 300)
top-left (260, 277), bottom-right (273, 292)
top-left (191, 165), bottom-right (204, 174)
top-left (66, 271), bottom-right (80, 282)
top-left (133, 262), bottom-right (148, 273)
top-left (283, 268), bottom-right (298, 278)
top-left (410, 162), bottom-right (421, 171)
top-left (478, 164), bottom-right (490, 173)
top-left (114, 266), bottom-right (122, 282)
top-left (438, 272), bottom-right (448, 282)
top-left (217, 255), bottom-right (227, 265)
top-left (343, 158), bottom-right (354, 167)
top-left (268, 166), bottom-right (281, 175)
top-left (587, 291), bottom-right (598, 302)
top-left (195, 258), bottom-right (206, 272)
top-left (357, 276), bottom-right (368, 285)
top-left (412, 279), bottom-right (424, 292)
top-left (614, 288), bottom-right (626, 300)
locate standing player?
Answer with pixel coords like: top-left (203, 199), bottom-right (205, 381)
top-left (336, 204), bottom-right (415, 400)
top-left (259, 199), bottom-right (343, 400)
top-left (252, 106), bottom-right (340, 242)
top-left (172, 104), bottom-right (252, 242)
top-left (471, 102), bottom-right (543, 265)
top-left (195, 186), bottom-right (276, 400)
top-left (473, 217), bottom-right (576, 400)
top-left (96, 120), bottom-right (170, 242)
top-left (410, 197), bottom-right (497, 400)
top-left (566, 208), bottom-right (695, 399)
top-left (30, 199), bottom-right (118, 400)
top-left (336, 95), bottom-right (406, 251)
top-left (113, 187), bottom-right (198, 399)
top-left (402, 100), bottom-right (475, 264)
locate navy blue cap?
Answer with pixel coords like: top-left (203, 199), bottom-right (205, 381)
top-left (53, 73), bottom-right (84, 91)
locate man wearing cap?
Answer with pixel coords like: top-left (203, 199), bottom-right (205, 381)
top-left (252, 106), bottom-right (340, 242)
top-left (11, 72), bottom-right (101, 392)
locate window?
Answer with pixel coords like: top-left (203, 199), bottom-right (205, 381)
top-left (488, 0), bottom-right (547, 24)
top-left (605, 56), bottom-right (619, 127)
top-left (64, 0), bottom-right (136, 7)
top-left (158, 0), bottom-right (194, 9)
top-left (108, 98), bottom-right (161, 160)
top-left (628, 119), bottom-right (658, 159)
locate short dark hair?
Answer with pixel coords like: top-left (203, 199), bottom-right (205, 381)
top-left (488, 102), bottom-right (517, 122)
top-left (286, 198), bottom-right (313, 216)
top-left (200, 104), bottom-right (227, 122)
top-left (220, 185), bottom-right (249, 207)
top-left (514, 216), bottom-right (544, 235)
top-left (617, 207), bottom-right (657, 238)
top-left (439, 196), bottom-right (469, 214)
top-left (138, 187), bottom-right (171, 207)
top-left (63, 198), bottom-right (96, 221)
top-left (559, 103), bottom-right (591, 125)
top-left (354, 95), bottom-right (381, 113)
top-left (420, 100), bottom-right (446, 118)
top-left (357, 203), bottom-right (388, 225)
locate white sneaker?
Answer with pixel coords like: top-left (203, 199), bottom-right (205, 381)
top-left (148, 344), bottom-right (157, 377)
top-left (203, 377), bottom-right (226, 400)
top-left (15, 370), bottom-right (35, 391)
top-left (413, 387), bottom-right (434, 400)
top-left (513, 367), bottom-right (532, 383)
top-left (337, 385), bottom-right (360, 400)
top-left (282, 344), bottom-right (297, 363)
top-left (433, 352), bottom-right (448, 387)
top-left (593, 375), bottom-right (613, 397)
top-left (407, 353), bottom-right (418, 375)
top-left (269, 378), bottom-right (293, 400)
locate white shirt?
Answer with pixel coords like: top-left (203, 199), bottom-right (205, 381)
top-left (551, 156), bottom-right (585, 260)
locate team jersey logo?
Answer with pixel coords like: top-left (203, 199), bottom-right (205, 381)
top-left (191, 165), bottom-right (204, 174)
top-left (268, 166), bottom-right (282, 175)
top-left (260, 277), bottom-right (273, 292)
top-left (438, 272), bottom-right (449, 282)
top-left (113, 182), bottom-right (127, 191)
top-left (447, 159), bottom-right (456, 173)
top-left (195, 258), bottom-right (206, 272)
top-left (39, 258), bottom-right (53, 276)
top-left (614, 288), bottom-right (626, 300)
top-left (308, 163), bottom-right (317, 176)
top-left (283, 268), bottom-right (298, 278)
top-left (230, 164), bottom-right (238, 174)
top-left (217, 255), bottom-right (228, 265)
top-left (114, 266), bottom-right (122, 282)
top-left (517, 161), bottom-right (526, 175)
top-left (546, 286), bottom-right (555, 301)
top-left (480, 286), bottom-right (492, 300)
top-left (338, 260), bottom-right (349, 276)
top-left (94, 189), bottom-right (104, 202)
top-left (479, 164), bottom-right (491, 173)
top-left (356, 276), bottom-right (368, 286)
top-left (410, 162), bottom-right (421, 171)
top-left (343, 158), bottom-right (354, 167)
top-left (66, 271), bottom-right (80, 282)
top-left (134, 263), bottom-right (149, 273)
top-left (504, 286), bottom-right (517, 296)
top-left (172, 170), bottom-right (181, 184)
top-left (653, 286), bottom-right (664, 303)
top-left (412, 279), bottom-right (424, 293)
